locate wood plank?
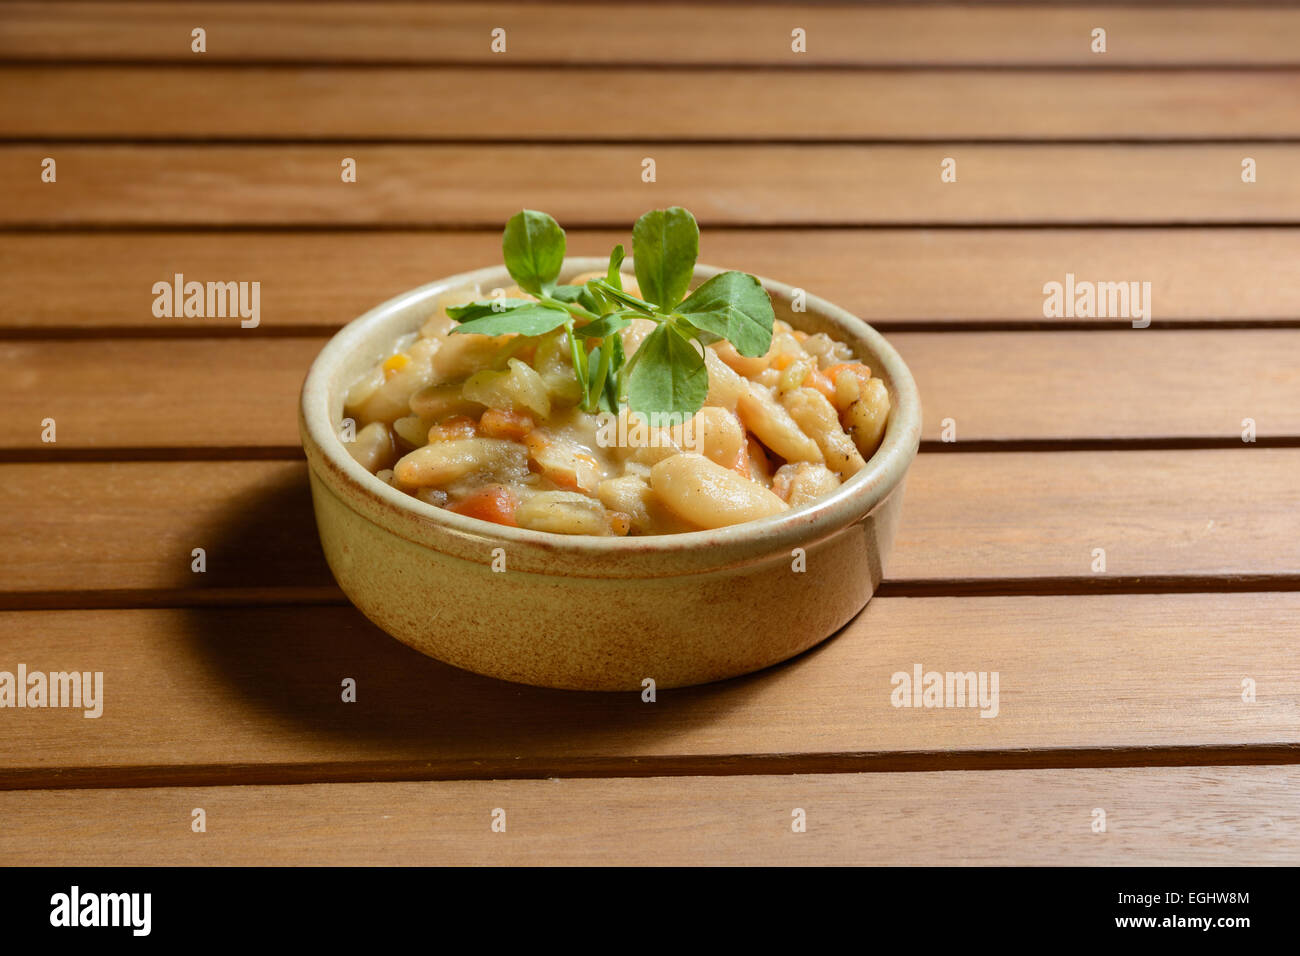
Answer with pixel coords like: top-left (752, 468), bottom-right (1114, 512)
top-left (1, 595), bottom-right (1297, 788)
top-left (894, 329), bottom-right (1300, 443)
top-left (3, 331), bottom-right (1296, 451)
top-left (9, 67), bottom-right (1300, 140)
top-left (0, 460), bottom-right (335, 603)
top-left (2, 145), bottom-right (1295, 226)
top-left (2, 450), bottom-right (1297, 604)
top-left (3, 767), bottom-right (1298, 865)
top-left (0, 337), bottom-right (319, 452)
top-left (7, 229), bottom-right (1299, 332)
top-left (3, 3), bottom-right (1299, 67)
top-left (891, 450), bottom-right (1300, 584)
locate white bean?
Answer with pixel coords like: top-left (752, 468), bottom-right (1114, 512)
top-left (345, 421), bottom-right (396, 472)
top-left (650, 453), bottom-right (788, 529)
top-left (525, 431), bottom-right (604, 494)
top-left (598, 474), bottom-right (653, 529)
top-left (393, 414), bottom-right (434, 449)
top-left (344, 365), bottom-right (385, 413)
top-left (802, 332), bottom-right (853, 370)
top-left (712, 340), bottom-right (772, 378)
top-left (409, 383), bottom-right (484, 420)
top-left (393, 438), bottom-right (527, 488)
top-left (430, 329), bottom-right (510, 384)
top-left (672, 406), bottom-right (745, 469)
top-left (841, 376), bottom-right (891, 458)
top-left (772, 462), bottom-right (841, 507)
top-left (515, 491), bottom-right (611, 535)
top-left (782, 387), bottom-right (866, 478)
top-left (702, 347), bottom-right (747, 410)
top-left (735, 385), bottom-right (824, 464)
top-left (350, 357), bottom-right (436, 425)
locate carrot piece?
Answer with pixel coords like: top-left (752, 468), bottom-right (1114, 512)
top-left (824, 362), bottom-right (872, 385)
top-left (769, 352), bottom-right (797, 371)
top-left (803, 367), bottom-right (836, 402)
top-left (449, 484), bottom-right (519, 527)
top-left (607, 511), bottom-right (632, 536)
top-left (729, 438), bottom-right (751, 476)
top-left (426, 415), bottom-right (479, 443)
top-left (479, 407), bottom-right (535, 442)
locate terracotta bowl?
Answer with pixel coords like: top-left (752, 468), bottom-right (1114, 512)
top-left (300, 259), bottom-right (921, 691)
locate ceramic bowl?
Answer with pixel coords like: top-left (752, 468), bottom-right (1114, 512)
top-left (300, 259), bottom-right (921, 691)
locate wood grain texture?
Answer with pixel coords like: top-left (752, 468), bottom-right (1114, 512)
top-left (9, 229), bottom-right (1300, 332)
top-left (3, 331), bottom-right (1296, 451)
top-left (896, 329), bottom-right (1300, 443)
top-left (2, 450), bottom-right (1296, 603)
top-left (4, 3), bottom-right (1299, 67)
top-left (0, 594), bottom-right (1296, 788)
top-left (3, 766), bottom-right (1298, 865)
top-left (9, 67), bottom-right (1300, 140)
top-left (892, 450), bottom-right (1300, 583)
top-left (0, 460), bottom-right (334, 602)
top-left (2, 145), bottom-right (1295, 226)
top-left (3, 0), bottom-right (1295, 863)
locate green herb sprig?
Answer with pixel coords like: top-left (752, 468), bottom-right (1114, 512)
top-left (448, 207), bottom-right (775, 417)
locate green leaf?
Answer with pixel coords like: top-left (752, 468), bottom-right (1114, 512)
top-left (591, 279), bottom-right (656, 315)
top-left (586, 343), bottom-right (612, 410)
top-left (502, 210), bottom-right (566, 295)
top-left (602, 333), bottom-right (625, 411)
top-left (675, 271), bottom-right (775, 357)
top-left (546, 285), bottom-right (585, 304)
top-left (446, 298), bottom-right (538, 321)
top-left (626, 323), bottom-right (708, 417)
top-left (449, 303), bottom-right (571, 337)
top-left (632, 207), bottom-right (698, 311)
top-left (576, 279), bottom-right (612, 316)
top-left (605, 244), bottom-right (626, 291)
top-left (565, 323), bottom-right (589, 400)
top-left (550, 280), bottom-right (611, 316)
top-left (574, 311), bottom-right (635, 339)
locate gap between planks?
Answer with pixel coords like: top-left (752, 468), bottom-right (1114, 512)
top-left (3, 576), bottom-right (1300, 613)
top-left (6, 746), bottom-right (1300, 794)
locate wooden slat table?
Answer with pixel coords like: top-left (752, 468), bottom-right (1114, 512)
top-left (1, 2), bottom-right (1297, 866)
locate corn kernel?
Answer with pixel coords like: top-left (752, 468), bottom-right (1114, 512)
top-left (381, 353), bottom-right (411, 378)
